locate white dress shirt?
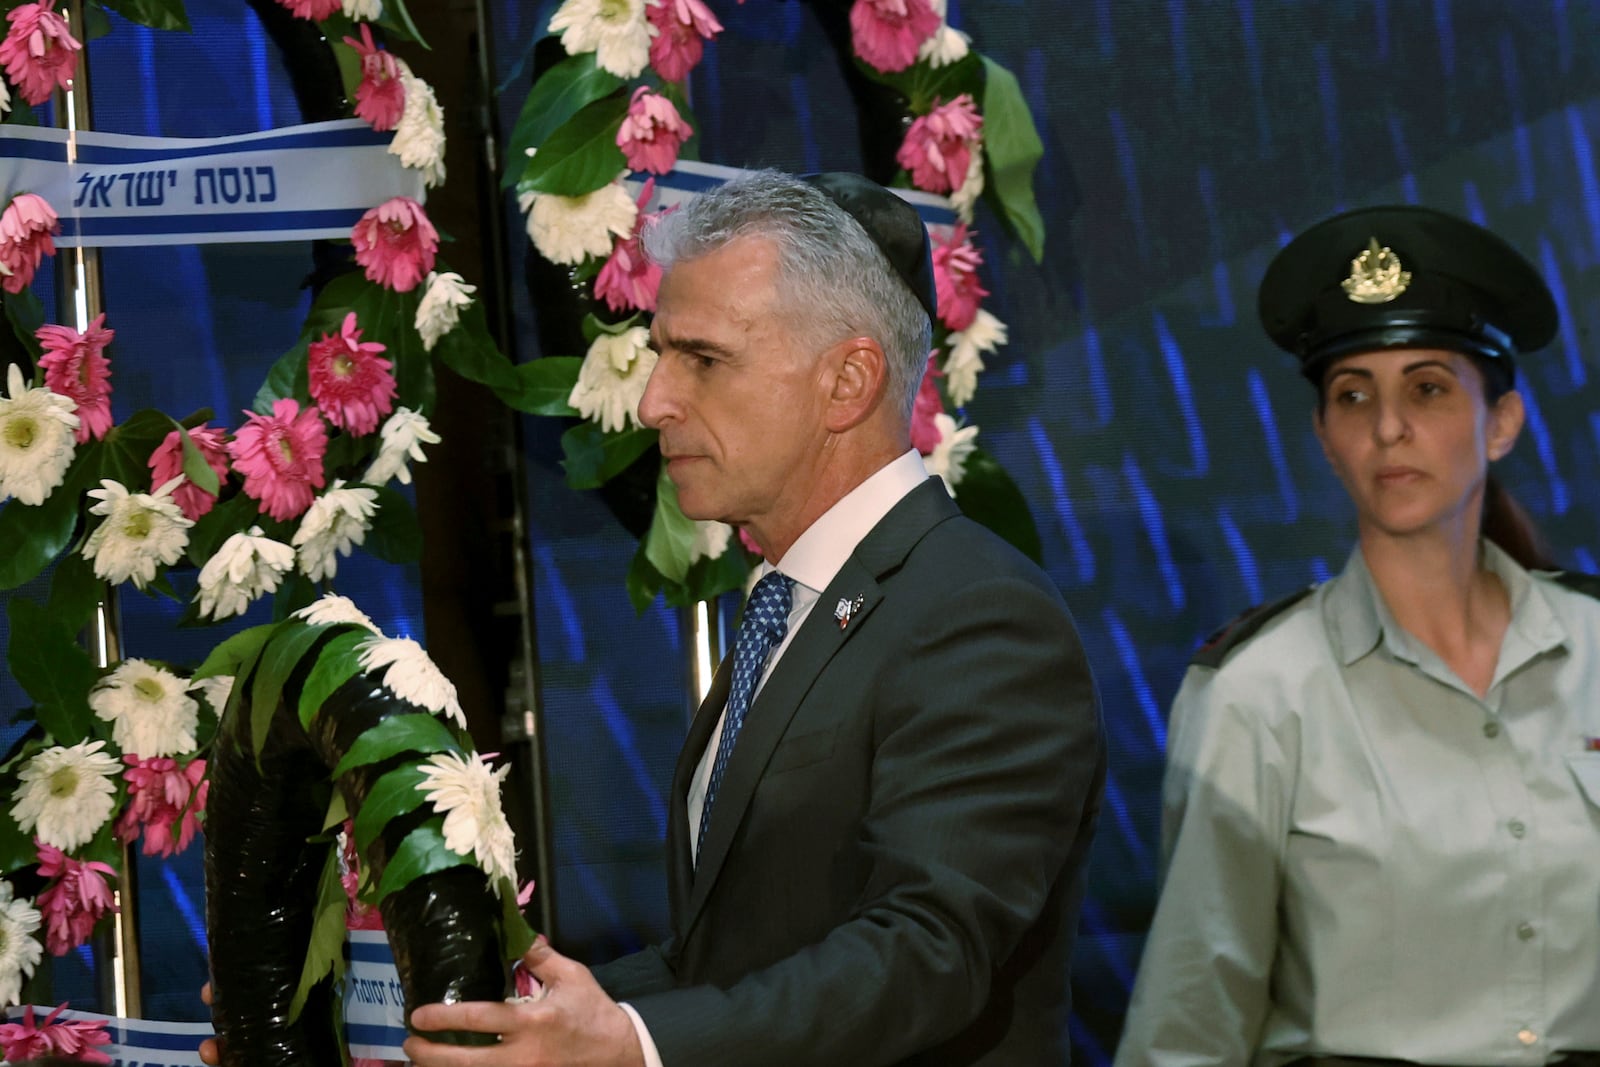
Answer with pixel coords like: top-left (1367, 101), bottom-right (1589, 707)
top-left (623, 450), bottom-right (929, 1066)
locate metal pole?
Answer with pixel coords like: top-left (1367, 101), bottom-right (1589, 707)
top-left (681, 599), bottom-right (727, 723)
top-left (55, 0), bottom-right (142, 1019)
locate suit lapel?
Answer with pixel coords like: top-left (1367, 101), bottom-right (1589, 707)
top-left (667, 653), bottom-right (734, 921)
top-left (678, 478), bottom-right (960, 940)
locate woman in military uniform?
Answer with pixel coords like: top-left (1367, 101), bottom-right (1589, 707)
top-left (1115, 206), bottom-right (1600, 1067)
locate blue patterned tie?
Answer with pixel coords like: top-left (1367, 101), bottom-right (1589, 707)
top-left (697, 570), bottom-right (796, 857)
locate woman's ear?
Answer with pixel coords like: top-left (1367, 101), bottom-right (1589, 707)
top-left (1485, 389), bottom-right (1525, 462)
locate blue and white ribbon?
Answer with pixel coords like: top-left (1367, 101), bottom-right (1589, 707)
top-left (0, 119), bottom-right (425, 247)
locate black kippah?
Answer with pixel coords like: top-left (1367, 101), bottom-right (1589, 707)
top-left (804, 172), bottom-right (938, 323)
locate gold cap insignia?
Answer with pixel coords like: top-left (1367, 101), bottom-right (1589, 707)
top-left (1342, 236), bottom-right (1412, 304)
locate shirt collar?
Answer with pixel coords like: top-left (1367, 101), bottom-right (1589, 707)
top-left (1325, 540), bottom-right (1569, 668)
top-left (769, 449), bottom-right (928, 597)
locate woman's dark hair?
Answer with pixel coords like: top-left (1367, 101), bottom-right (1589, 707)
top-left (1315, 349), bottom-right (1559, 571)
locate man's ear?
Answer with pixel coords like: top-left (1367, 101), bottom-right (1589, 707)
top-left (823, 336), bottom-right (889, 433)
top-left (1486, 389), bottom-right (1525, 462)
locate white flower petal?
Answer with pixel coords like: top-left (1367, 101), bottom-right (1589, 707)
top-left (10, 740), bottom-right (121, 852)
top-left (90, 659), bottom-right (200, 758)
top-left (416, 751), bottom-right (517, 889)
top-left (293, 594), bottom-right (382, 633)
top-left (0, 363), bottom-right (79, 507)
top-left (569, 327), bottom-right (657, 433)
top-left (357, 636), bottom-right (465, 728)
top-left (364, 407), bottom-right (440, 487)
top-left (0, 882), bottom-right (43, 1007)
top-left (415, 271), bottom-right (477, 352)
top-left (523, 181), bottom-right (637, 266)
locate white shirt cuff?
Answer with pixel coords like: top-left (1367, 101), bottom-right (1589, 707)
top-left (619, 1001), bottom-right (665, 1067)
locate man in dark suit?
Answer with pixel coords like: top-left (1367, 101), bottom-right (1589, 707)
top-left (405, 170), bottom-right (1104, 1066)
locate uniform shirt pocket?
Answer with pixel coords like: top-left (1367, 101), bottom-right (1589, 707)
top-left (1565, 751), bottom-right (1600, 808)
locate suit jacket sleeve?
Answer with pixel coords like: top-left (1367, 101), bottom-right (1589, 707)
top-left (627, 572), bottom-right (1103, 1066)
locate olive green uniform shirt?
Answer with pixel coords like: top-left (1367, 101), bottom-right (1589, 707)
top-left (1116, 543), bottom-right (1600, 1066)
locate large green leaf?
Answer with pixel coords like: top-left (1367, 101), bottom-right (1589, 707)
top-left (431, 295), bottom-right (523, 398)
top-left (287, 844), bottom-right (347, 1023)
top-left (7, 598), bottom-right (98, 745)
top-left (560, 422), bottom-right (657, 490)
top-left (185, 490), bottom-right (267, 569)
top-left (95, 0), bottom-right (191, 31)
top-left (980, 57), bottom-right (1046, 263)
top-left (952, 447), bottom-right (1043, 565)
top-left (45, 549), bottom-right (104, 638)
top-left (364, 485), bottom-right (422, 564)
top-left (516, 94), bottom-right (630, 198)
top-left (499, 876), bottom-right (538, 958)
top-left (376, 818), bottom-right (470, 898)
top-left (297, 628), bottom-right (369, 729)
top-left (351, 761), bottom-right (429, 852)
top-left (175, 422), bottom-right (221, 495)
top-left (0, 446), bottom-right (96, 590)
top-left (504, 53), bottom-right (622, 187)
top-left (642, 463), bottom-right (697, 583)
top-left (377, 0), bottom-right (428, 47)
top-left (3, 288), bottom-right (44, 360)
top-left (509, 357), bottom-right (582, 416)
top-left (0, 808), bottom-right (35, 876)
top-left (856, 51), bottom-right (983, 115)
top-left (249, 623), bottom-right (335, 759)
top-left (331, 713), bottom-right (460, 779)
top-left (192, 624), bottom-right (276, 682)
top-left (361, 286), bottom-right (432, 417)
top-left (99, 409), bottom-right (181, 491)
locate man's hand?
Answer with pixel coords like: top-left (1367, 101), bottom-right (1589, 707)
top-left (403, 938), bottom-right (646, 1067)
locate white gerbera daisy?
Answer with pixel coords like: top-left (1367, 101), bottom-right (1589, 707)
top-left (83, 477), bottom-right (194, 589)
top-left (949, 144), bottom-right (986, 224)
top-left (416, 751), bottom-right (516, 890)
top-left (548, 0), bottom-right (654, 79)
top-left (923, 413), bottom-right (979, 496)
top-left (189, 673), bottom-right (235, 717)
top-left (11, 740), bottom-right (121, 853)
top-left (364, 407), bottom-right (441, 487)
top-left (90, 659), bottom-right (200, 759)
top-left (569, 326), bottom-right (657, 433)
top-left (196, 526), bottom-right (295, 621)
top-left (357, 636), bottom-right (465, 728)
top-left (689, 520), bottom-right (732, 565)
top-left (389, 64), bottom-right (446, 188)
top-left (0, 881), bottom-right (43, 1007)
top-left (521, 181), bottom-right (637, 266)
top-left (0, 363), bottom-right (79, 506)
top-left (943, 308), bottom-right (1008, 407)
top-left (292, 481), bottom-right (380, 583)
top-left (415, 271), bottom-right (477, 352)
top-left (293, 593), bottom-right (381, 633)
top-left (918, 0), bottom-right (969, 68)
top-left (341, 0), bottom-right (381, 18)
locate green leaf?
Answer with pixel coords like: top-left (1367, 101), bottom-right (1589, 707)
top-left (175, 423), bottom-right (220, 495)
top-left (377, 0), bottom-right (429, 48)
top-left (331, 713), bottom-right (460, 779)
top-left (3, 288), bottom-right (44, 360)
top-left (322, 790), bottom-right (348, 833)
top-left (298, 628), bottom-right (370, 729)
top-left (856, 51), bottom-right (983, 115)
top-left (952, 448), bottom-right (1043, 564)
top-left (271, 571), bottom-right (317, 621)
top-left (980, 57), bottom-right (1047, 263)
top-left (94, 0), bottom-right (192, 31)
top-left (351, 761), bottom-right (429, 852)
top-left (642, 463), bottom-right (697, 583)
top-left (376, 818), bottom-right (470, 899)
top-left (0, 809), bottom-right (36, 875)
top-left (287, 845), bottom-right (347, 1023)
top-left (185, 491), bottom-right (267, 568)
top-left (364, 485), bottom-right (422, 565)
top-left (249, 623), bottom-right (334, 759)
top-left (45, 549), bottom-right (104, 637)
top-left (509, 357), bottom-right (581, 416)
top-left (674, 540), bottom-right (752, 607)
top-left (192, 623), bottom-right (275, 684)
top-left (499, 877), bottom-right (537, 959)
top-left (559, 422), bottom-right (657, 490)
top-left (99, 409), bottom-right (181, 491)
top-left (0, 447), bottom-right (96, 590)
top-left (431, 295), bottom-right (522, 398)
top-left (504, 52), bottom-right (622, 188)
top-left (625, 542), bottom-right (664, 615)
top-left (7, 598), bottom-right (98, 745)
top-left (253, 337), bottom-right (311, 414)
top-left (81, 813), bottom-right (124, 869)
top-left (516, 94), bottom-right (630, 198)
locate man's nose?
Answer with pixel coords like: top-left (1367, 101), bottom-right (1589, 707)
top-left (638, 355), bottom-right (674, 429)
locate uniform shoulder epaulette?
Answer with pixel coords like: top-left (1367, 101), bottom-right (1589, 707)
top-left (1191, 586), bottom-right (1316, 669)
top-left (1550, 569), bottom-right (1600, 602)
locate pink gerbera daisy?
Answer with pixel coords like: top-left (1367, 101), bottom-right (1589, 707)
top-left (616, 87), bottom-right (694, 176)
top-left (35, 313), bottom-right (114, 443)
top-left (595, 179), bottom-right (666, 313)
top-left (351, 196), bottom-right (439, 293)
top-left (910, 355), bottom-right (944, 455)
top-left (0, 0), bottom-right (81, 107)
top-left (148, 424), bottom-right (231, 521)
top-left (116, 755), bottom-right (209, 859)
top-left (931, 224), bottom-right (989, 333)
top-left (0, 192), bottom-right (59, 294)
top-left (307, 311), bottom-right (397, 436)
top-left (345, 24), bottom-right (405, 132)
top-left (228, 398), bottom-right (329, 522)
top-left (850, 0), bottom-right (940, 73)
top-left (274, 0), bottom-right (340, 20)
top-left (895, 94), bottom-right (983, 196)
top-left (34, 841), bottom-right (117, 956)
top-left (647, 0), bottom-right (723, 83)
top-left (0, 1003), bottom-right (112, 1065)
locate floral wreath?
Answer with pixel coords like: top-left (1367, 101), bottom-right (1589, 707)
top-left (0, 0), bottom-right (539, 1057)
top-left (513, 0), bottom-right (1048, 610)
